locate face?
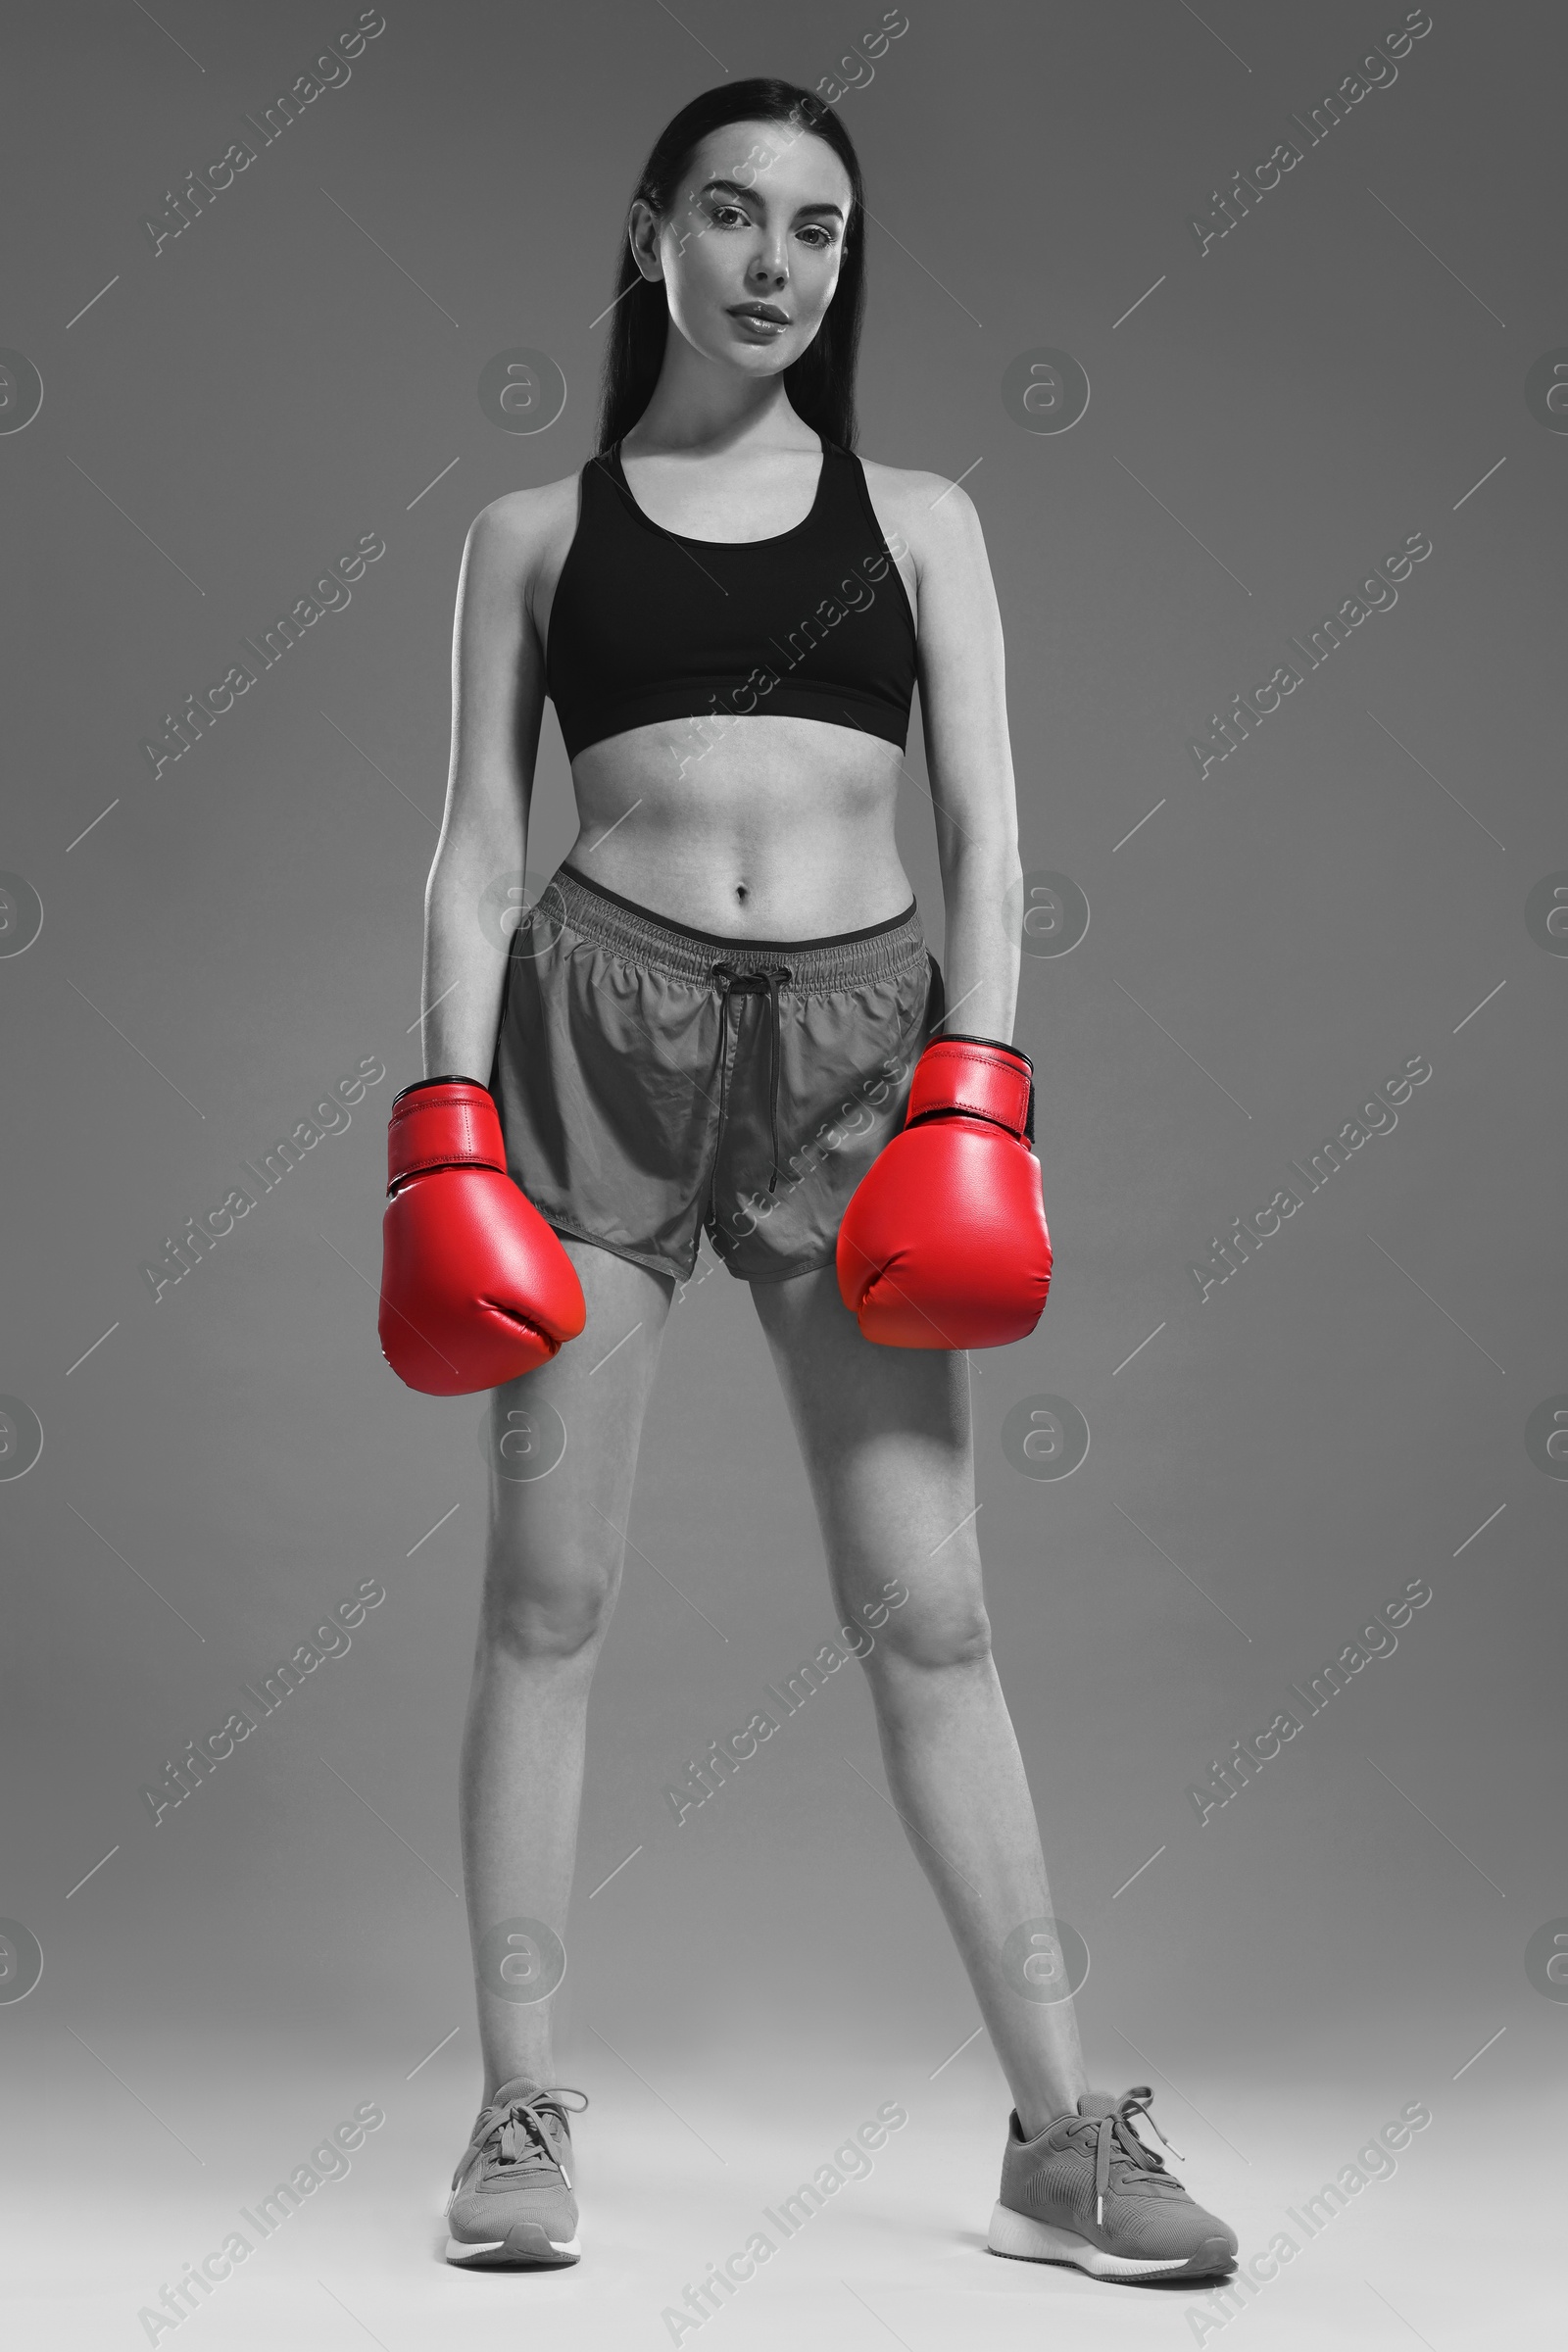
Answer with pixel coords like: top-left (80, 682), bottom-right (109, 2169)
top-left (631, 119), bottom-right (854, 375)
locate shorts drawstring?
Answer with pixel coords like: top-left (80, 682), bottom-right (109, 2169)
top-left (711, 961), bottom-right (794, 1192)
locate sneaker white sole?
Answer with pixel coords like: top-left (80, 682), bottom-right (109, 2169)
top-left (987, 2200), bottom-right (1191, 2278)
top-left (445, 2230), bottom-right (581, 2266)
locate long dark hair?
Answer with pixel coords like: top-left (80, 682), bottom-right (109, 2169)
top-left (595, 78), bottom-right (867, 455)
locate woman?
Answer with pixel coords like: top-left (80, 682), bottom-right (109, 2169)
top-left (381, 77), bottom-right (1238, 2288)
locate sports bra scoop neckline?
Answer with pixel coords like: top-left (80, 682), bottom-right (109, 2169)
top-left (606, 436), bottom-right (829, 549)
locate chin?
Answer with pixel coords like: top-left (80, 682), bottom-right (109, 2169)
top-left (713, 340), bottom-right (795, 373)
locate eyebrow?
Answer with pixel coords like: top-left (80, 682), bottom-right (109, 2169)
top-left (699, 177), bottom-right (846, 221)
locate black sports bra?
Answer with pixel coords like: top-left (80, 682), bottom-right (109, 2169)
top-left (544, 439), bottom-right (918, 762)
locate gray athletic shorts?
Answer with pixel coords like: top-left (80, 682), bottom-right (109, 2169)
top-left (488, 860), bottom-right (946, 1285)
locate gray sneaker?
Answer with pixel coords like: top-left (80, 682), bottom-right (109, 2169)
top-left (988, 2085), bottom-right (1238, 2281)
top-left (444, 2079), bottom-right (588, 2267)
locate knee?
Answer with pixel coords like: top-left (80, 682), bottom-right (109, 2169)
top-left (866, 1592), bottom-right (993, 1674)
top-left (481, 1550), bottom-right (616, 1663)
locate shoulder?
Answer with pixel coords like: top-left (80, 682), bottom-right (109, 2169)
top-left (463, 474), bottom-right (581, 572)
top-left (856, 455), bottom-right (987, 580)
top-left (458, 474), bottom-right (584, 638)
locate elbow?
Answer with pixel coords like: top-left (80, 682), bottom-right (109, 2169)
top-left (425, 821), bottom-right (523, 914)
top-left (947, 836), bottom-right (1021, 886)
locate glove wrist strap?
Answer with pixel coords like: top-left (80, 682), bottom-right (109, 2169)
top-left (386, 1077), bottom-right (508, 1192)
top-left (906, 1035), bottom-right (1035, 1145)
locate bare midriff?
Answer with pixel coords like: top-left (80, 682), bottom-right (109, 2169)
top-left (563, 715), bottom-right (912, 939)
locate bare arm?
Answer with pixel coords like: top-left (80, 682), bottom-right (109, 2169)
top-left (907, 477), bottom-right (1023, 1045)
top-left (421, 497), bottom-right (546, 1083)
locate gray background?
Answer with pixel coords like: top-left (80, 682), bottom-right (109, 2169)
top-left (2, 2), bottom-right (1562, 2345)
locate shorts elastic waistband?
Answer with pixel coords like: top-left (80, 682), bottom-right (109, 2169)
top-left (537, 860), bottom-right (927, 991)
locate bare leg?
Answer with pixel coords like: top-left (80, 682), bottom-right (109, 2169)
top-left (751, 1264), bottom-right (1087, 2138)
top-left (460, 1238), bottom-right (674, 2100)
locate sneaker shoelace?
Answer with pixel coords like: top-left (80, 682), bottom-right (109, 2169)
top-left (466, 2084), bottom-right (589, 2193)
top-left (1069, 2086), bottom-right (1186, 2226)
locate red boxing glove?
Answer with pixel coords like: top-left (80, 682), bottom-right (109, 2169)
top-left (836, 1035), bottom-right (1052, 1349)
top-left (378, 1077), bottom-right (586, 1395)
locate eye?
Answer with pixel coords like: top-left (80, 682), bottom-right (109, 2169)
top-left (798, 225), bottom-right (835, 250)
top-left (710, 203), bottom-right (749, 227)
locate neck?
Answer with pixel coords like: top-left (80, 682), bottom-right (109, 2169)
top-left (625, 350), bottom-right (811, 459)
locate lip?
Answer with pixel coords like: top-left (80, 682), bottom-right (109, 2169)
top-left (728, 303), bottom-right (790, 323)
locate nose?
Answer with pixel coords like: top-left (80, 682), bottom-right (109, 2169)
top-left (748, 234), bottom-right (789, 289)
